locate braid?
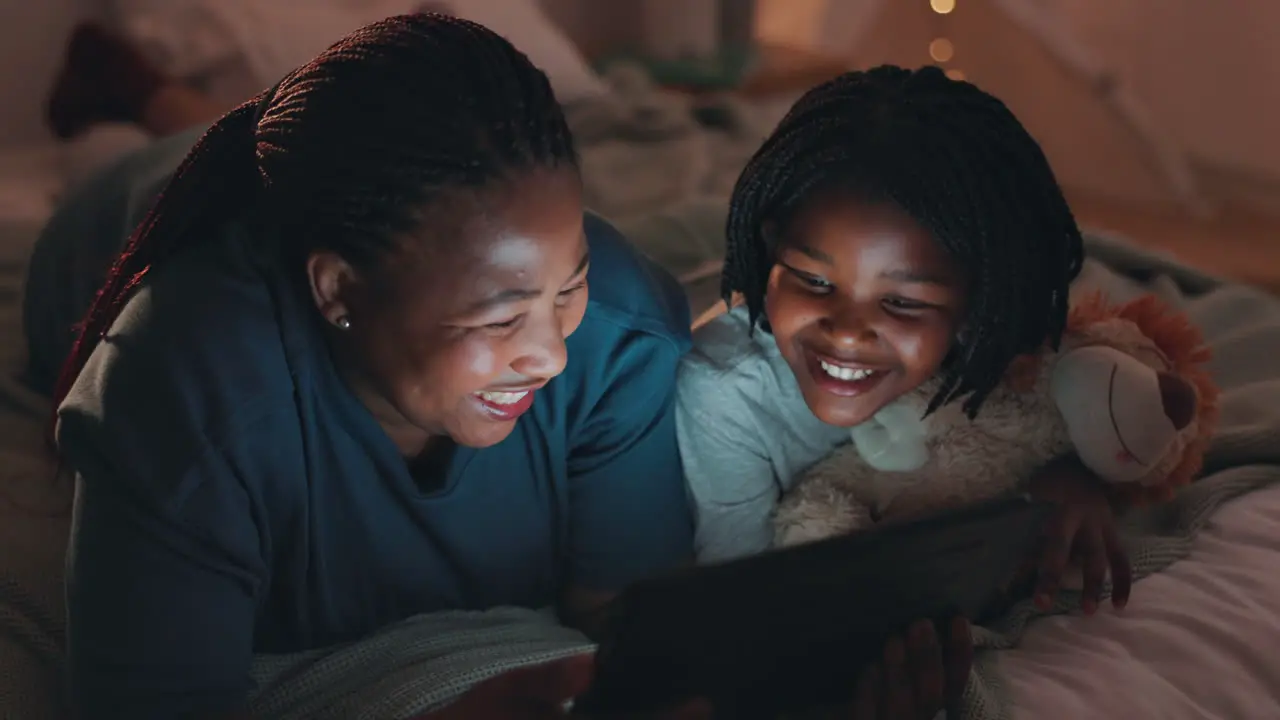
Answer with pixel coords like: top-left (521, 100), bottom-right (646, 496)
top-left (50, 13), bottom-right (576, 433)
top-left (724, 65), bottom-right (1083, 418)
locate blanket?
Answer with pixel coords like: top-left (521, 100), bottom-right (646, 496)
top-left (566, 64), bottom-right (791, 318)
top-left (230, 233), bottom-right (1280, 720)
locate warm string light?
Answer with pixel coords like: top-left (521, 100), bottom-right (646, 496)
top-left (929, 37), bottom-right (954, 63)
top-left (929, 0), bottom-right (963, 81)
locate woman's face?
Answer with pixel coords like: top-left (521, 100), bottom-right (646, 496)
top-left (765, 194), bottom-right (969, 428)
top-left (307, 167), bottom-right (590, 454)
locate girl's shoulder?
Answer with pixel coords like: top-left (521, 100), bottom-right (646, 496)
top-left (682, 305), bottom-right (782, 382)
top-left (677, 305), bottom-right (804, 427)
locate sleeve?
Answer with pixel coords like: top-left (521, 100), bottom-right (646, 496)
top-left (62, 422), bottom-right (267, 720)
top-left (566, 333), bottom-right (694, 591)
top-left (675, 357), bottom-right (782, 564)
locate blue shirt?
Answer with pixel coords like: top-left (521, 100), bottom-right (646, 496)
top-left (57, 208), bottom-right (694, 718)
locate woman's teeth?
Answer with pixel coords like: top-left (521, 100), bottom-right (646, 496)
top-left (819, 360), bottom-right (877, 381)
top-left (476, 390), bottom-right (529, 405)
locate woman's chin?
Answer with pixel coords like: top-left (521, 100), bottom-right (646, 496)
top-left (448, 420), bottom-right (519, 449)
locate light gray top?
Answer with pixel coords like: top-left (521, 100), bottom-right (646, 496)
top-left (675, 306), bottom-right (849, 562)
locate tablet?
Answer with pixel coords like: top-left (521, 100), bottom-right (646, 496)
top-left (574, 493), bottom-right (1051, 718)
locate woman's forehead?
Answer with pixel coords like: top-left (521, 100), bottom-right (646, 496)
top-left (379, 180), bottom-right (587, 314)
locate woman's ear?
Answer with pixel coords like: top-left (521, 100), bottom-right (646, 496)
top-left (305, 250), bottom-right (359, 328)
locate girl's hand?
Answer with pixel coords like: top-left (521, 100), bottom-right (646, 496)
top-left (851, 616), bottom-right (973, 720)
top-left (1027, 457), bottom-right (1133, 614)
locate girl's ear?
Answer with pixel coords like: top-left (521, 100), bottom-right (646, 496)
top-left (761, 220), bottom-right (780, 247)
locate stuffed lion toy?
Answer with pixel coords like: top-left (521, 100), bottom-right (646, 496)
top-left (774, 292), bottom-right (1220, 548)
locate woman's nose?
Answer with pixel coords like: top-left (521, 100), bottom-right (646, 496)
top-left (511, 317), bottom-right (569, 380)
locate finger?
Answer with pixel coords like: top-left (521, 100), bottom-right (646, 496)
top-left (905, 621), bottom-right (944, 718)
top-left (944, 617), bottom-right (974, 707)
top-left (1104, 521), bottom-right (1133, 610)
top-left (1078, 524), bottom-right (1107, 616)
top-left (881, 636), bottom-right (914, 719)
top-left (1035, 511), bottom-right (1081, 609)
top-left (497, 653), bottom-right (596, 706)
top-left (850, 663), bottom-right (881, 720)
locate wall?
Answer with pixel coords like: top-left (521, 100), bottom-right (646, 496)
top-left (539, 0), bottom-right (642, 58)
top-left (1055, 0), bottom-right (1280, 180)
top-left (763, 0), bottom-right (1280, 186)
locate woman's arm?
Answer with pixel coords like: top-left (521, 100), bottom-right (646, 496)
top-left (64, 450), bottom-right (264, 719)
top-left (559, 333), bottom-right (695, 637)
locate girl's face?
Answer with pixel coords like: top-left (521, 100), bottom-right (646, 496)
top-left (307, 167), bottom-right (590, 455)
top-left (765, 194), bottom-right (969, 428)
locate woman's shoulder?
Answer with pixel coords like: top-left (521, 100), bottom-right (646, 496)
top-left (579, 213), bottom-right (691, 353)
top-left (57, 226), bottom-right (304, 495)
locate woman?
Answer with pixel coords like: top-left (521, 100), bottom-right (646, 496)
top-left (41, 15), bottom-right (696, 719)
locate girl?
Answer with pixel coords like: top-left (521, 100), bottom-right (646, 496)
top-left (38, 15), bottom-right (701, 719)
top-left (677, 65), bottom-right (1133, 716)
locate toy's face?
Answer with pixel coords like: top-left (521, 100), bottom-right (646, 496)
top-left (1052, 321), bottom-right (1199, 486)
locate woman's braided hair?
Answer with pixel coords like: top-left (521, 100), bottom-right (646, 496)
top-left (50, 14), bottom-right (577, 420)
top-left (723, 65), bottom-right (1084, 417)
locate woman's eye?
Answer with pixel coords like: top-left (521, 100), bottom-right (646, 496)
top-left (485, 315), bottom-right (523, 330)
top-left (556, 282), bottom-right (587, 304)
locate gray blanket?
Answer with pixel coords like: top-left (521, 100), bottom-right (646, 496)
top-left (233, 234), bottom-right (1280, 720)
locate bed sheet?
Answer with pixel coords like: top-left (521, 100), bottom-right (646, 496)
top-left (0, 218), bottom-right (70, 720)
top-left (1002, 480), bottom-right (1280, 720)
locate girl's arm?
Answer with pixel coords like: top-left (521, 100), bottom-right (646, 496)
top-left (675, 358), bottom-right (782, 564)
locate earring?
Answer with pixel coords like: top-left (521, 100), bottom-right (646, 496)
top-left (335, 315), bottom-right (351, 330)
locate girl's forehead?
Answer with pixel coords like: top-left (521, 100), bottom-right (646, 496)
top-left (787, 197), bottom-right (937, 253)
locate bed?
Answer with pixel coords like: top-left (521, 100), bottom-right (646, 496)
top-left (3, 6), bottom-right (1280, 720)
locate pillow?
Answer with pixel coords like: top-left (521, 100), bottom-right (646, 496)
top-left (107, 0), bottom-right (607, 104)
top-left (430, 0), bottom-right (607, 103)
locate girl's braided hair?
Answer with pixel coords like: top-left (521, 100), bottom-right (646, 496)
top-left (723, 65), bottom-right (1084, 417)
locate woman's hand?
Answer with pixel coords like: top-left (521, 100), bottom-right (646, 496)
top-left (1028, 457), bottom-right (1133, 614)
top-left (850, 617), bottom-right (973, 720)
top-left (419, 653), bottom-right (710, 720)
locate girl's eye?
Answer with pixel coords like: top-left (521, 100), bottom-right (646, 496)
top-left (883, 296), bottom-right (930, 311)
top-left (781, 263), bottom-right (832, 292)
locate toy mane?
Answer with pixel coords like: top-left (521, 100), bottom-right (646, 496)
top-left (1067, 292), bottom-right (1221, 504)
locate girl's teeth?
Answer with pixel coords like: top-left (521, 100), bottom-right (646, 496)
top-left (476, 390), bottom-right (529, 405)
top-left (819, 360), bottom-right (876, 381)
